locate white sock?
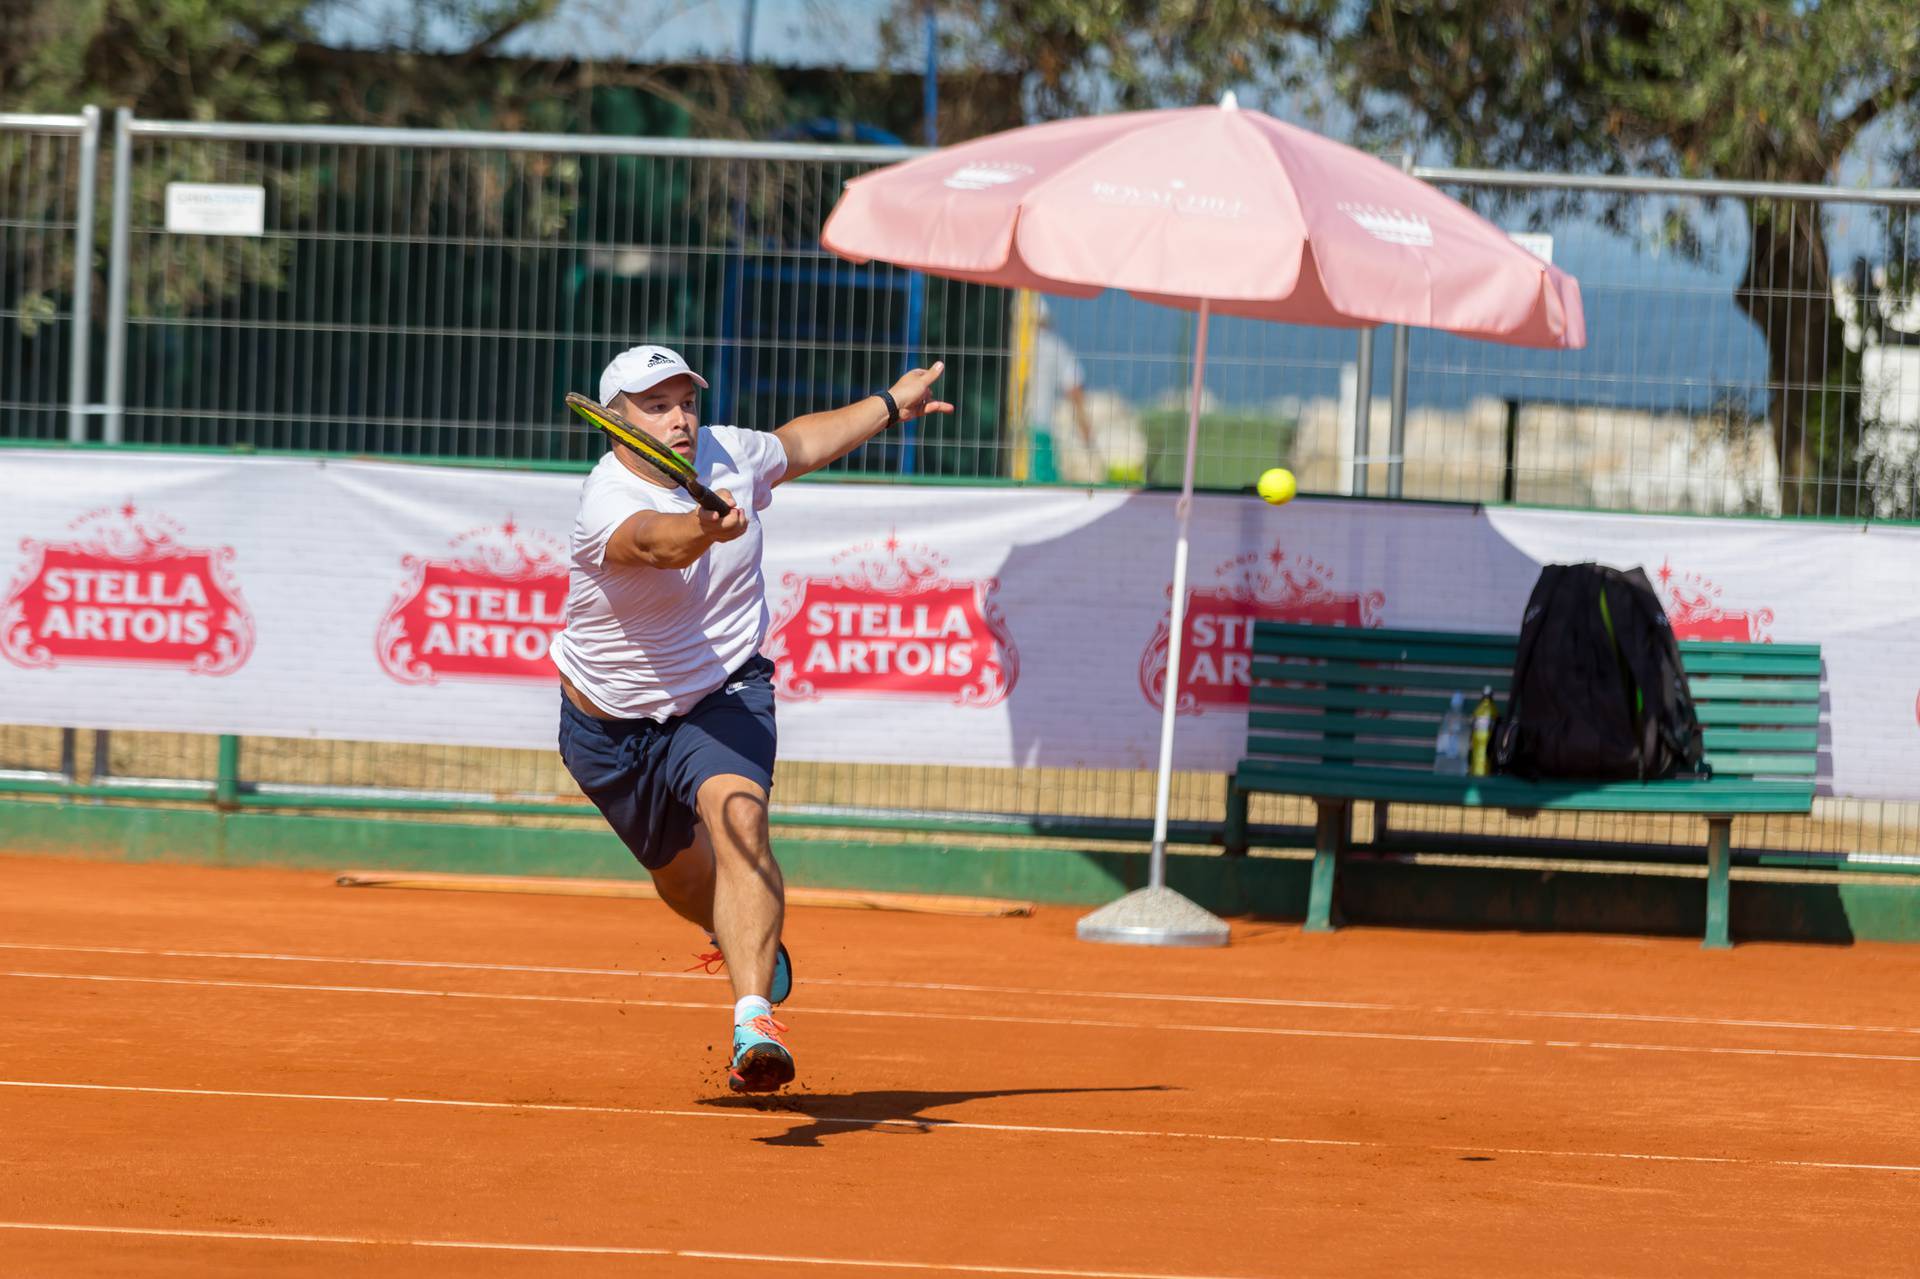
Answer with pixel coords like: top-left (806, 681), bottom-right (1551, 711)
top-left (734, 995), bottom-right (772, 1026)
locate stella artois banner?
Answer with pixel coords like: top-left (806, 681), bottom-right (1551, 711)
top-left (2, 450), bottom-right (1918, 802)
top-left (375, 521), bottom-right (569, 684)
top-left (1139, 546), bottom-right (1386, 713)
top-left (764, 532), bottom-right (1019, 706)
top-left (3, 502), bottom-right (254, 675)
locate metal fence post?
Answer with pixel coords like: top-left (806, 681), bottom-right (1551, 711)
top-left (1384, 151), bottom-right (1416, 500)
top-left (1386, 323), bottom-right (1409, 499)
top-left (102, 107), bottom-right (133, 445)
top-left (215, 735), bottom-right (242, 808)
top-left (1502, 397), bottom-right (1521, 503)
top-left (67, 106), bottom-right (101, 444)
top-left (1350, 328), bottom-right (1374, 496)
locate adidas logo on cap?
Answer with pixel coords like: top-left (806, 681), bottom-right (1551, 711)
top-left (598, 343), bottom-right (710, 405)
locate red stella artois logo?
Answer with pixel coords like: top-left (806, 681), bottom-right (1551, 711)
top-left (1140, 544), bottom-right (1384, 714)
top-left (1656, 559), bottom-right (1774, 643)
top-left (2, 503), bottom-right (253, 675)
top-left (376, 518), bottom-right (567, 684)
top-left (764, 532), bottom-right (1017, 705)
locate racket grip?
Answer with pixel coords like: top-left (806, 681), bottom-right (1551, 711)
top-left (689, 484), bottom-right (733, 517)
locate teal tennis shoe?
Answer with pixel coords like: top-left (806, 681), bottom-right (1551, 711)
top-left (728, 1014), bottom-right (795, 1093)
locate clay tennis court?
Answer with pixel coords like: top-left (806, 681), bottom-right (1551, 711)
top-left (3, 852), bottom-right (1916, 1277)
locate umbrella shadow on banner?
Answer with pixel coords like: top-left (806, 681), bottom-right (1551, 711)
top-left (990, 487), bottom-right (1416, 917)
top-left (994, 484), bottom-right (1554, 769)
top-left (990, 491), bottom-right (1855, 939)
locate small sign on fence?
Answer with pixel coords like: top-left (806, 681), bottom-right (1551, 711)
top-left (164, 183), bottom-right (267, 237)
top-left (1507, 231), bottom-right (1554, 264)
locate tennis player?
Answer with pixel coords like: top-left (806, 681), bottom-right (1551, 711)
top-left (551, 344), bottom-right (951, 1092)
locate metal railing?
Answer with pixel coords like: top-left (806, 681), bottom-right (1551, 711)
top-left (9, 109), bottom-right (1920, 517)
top-left (5, 724), bottom-right (1916, 875)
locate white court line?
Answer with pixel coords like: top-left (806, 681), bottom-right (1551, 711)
top-left (0, 944), bottom-right (1393, 1012)
top-left (1427, 1142), bottom-right (1920, 1174)
top-left (1581, 1039), bottom-right (1920, 1064)
top-left (6, 940), bottom-right (1916, 1036)
top-left (13, 967), bottom-right (1920, 1062)
top-left (4, 1078), bottom-right (1918, 1175)
top-left (0, 942), bottom-right (639, 980)
top-left (1430, 1003), bottom-right (1920, 1036)
top-left (0, 1078), bottom-right (1358, 1149)
top-left (0, 1222), bottom-right (1253, 1278)
top-left (16, 968), bottom-right (1920, 1062)
top-left (0, 969), bottom-right (1536, 1050)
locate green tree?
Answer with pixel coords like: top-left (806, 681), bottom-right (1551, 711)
top-left (0, 0), bottom-right (564, 372)
top-left (2, 2), bottom-right (1005, 460)
top-left (1335, 1), bottom-right (1920, 516)
top-left (0, 0), bottom-right (612, 450)
top-left (908, 1), bottom-right (1920, 514)
top-left (0, 0), bottom-right (563, 119)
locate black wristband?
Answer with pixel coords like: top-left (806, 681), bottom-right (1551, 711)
top-left (875, 388), bottom-right (900, 429)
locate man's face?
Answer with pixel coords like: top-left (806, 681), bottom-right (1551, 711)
top-left (614, 374), bottom-right (700, 459)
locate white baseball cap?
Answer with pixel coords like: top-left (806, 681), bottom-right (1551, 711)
top-left (598, 344), bottom-right (709, 405)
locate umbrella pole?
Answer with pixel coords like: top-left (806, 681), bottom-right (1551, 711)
top-left (1147, 300), bottom-right (1212, 887)
top-left (1076, 300), bottom-right (1229, 948)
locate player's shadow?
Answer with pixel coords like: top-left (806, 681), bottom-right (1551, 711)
top-left (699, 1084), bottom-right (1173, 1147)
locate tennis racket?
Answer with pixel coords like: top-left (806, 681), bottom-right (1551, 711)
top-left (564, 391), bottom-right (732, 516)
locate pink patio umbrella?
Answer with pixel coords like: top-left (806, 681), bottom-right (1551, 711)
top-left (822, 96), bottom-right (1586, 946)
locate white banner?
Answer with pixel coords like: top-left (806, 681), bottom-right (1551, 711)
top-left (3, 451), bottom-right (1917, 800)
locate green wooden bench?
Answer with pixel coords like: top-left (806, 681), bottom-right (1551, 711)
top-left (1223, 621), bottom-right (1823, 948)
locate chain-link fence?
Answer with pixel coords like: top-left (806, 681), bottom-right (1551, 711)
top-left (1045, 172), bottom-right (1920, 517)
top-left (10, 113), bottom-right (1920, 516)
top-left (94, 119), bottom-right (1009, 477)
top-left (3, 110), bottom-right (1918, 867)
top-left (1403, 171), bottom-right (1920, 520)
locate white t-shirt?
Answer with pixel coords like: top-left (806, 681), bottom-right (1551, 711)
top-left (549, 425), bottom-right (789, 721)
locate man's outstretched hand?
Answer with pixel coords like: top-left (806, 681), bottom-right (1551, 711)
top-left (889, 361), bottom-right (955, 423)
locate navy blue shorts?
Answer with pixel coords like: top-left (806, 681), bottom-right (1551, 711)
top-left (557, 655), bottom-right (777, 870)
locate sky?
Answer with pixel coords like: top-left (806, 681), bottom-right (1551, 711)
top-left (315, 2), bottom-right (1911, 185)
top-left (319, 0), bottom-right (909, 70)
top-left (315, 0), bottom-right (1355, 143)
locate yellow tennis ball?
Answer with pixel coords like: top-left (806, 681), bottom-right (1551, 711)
top-left (1257, 467), bottom-right (1296, 505)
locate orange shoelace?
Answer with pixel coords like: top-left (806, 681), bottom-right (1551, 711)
top-left (742, 1014), bottom-right (789, 1047)
top-left (688, 948), bottom-right (726, 975)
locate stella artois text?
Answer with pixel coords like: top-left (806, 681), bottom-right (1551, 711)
top-left (416, 583), bottom-right (566, 662)
top-left (34, 567), bottom-right (216, 645)
top-left (798, 601), bottom-right (976, 676)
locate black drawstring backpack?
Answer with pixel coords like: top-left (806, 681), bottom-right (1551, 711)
top-left (1494, 563), bottom-right (1707, 781)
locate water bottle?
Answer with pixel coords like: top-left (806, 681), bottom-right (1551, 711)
top-left (1434, 692), bottom-right (1469, 776)
top-left (1469, 685), bottom-right (1497, 777)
